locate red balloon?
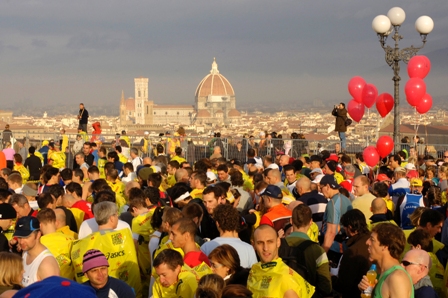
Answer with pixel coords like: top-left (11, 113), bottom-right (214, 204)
top-left (347, 99), bottom-right (365, 122)
top-left (408, 55), bottom-right (431, 79)
top-left (416, 93), bottom-right (433, 114)
top-left (348, 76), bottom-right (366, 103)
top-left (362, 83), bottom-right (378, 108)
top-left (405, 78), bottom-right (426, 107)
top-left (376, 93), bottom-right (394, 117)
top-left (376, 135), bottom-right (394, 158)
top-left (363, 146), bottom-right (380, 167)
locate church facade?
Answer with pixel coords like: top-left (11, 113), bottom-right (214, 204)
top-left (119, 58), bottom-right (240, 128)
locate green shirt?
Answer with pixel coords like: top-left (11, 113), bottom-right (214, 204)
top-left (373, 265), bottom-right (414, 298)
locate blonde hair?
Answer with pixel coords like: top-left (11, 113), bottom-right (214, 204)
top-left (197, 274), bottom-right (225, 296)
top-left (0, 252), bottom-right (23, 287)
top-left (410, 207), bottom-right (427, 227)
top-left (439, 163), bottom-right (448, 178)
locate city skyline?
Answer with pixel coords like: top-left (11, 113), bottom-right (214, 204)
top-left (1, 1), bottom-right (447, 111)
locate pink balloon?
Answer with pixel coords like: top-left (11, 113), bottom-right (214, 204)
top-left (348, 76), bottom-right (366, 103)
top-left (405, 78), bottom-right (426, 107)
top-left (376, 135), bottom-right (394, 158)
top-left (416, 93), bottom-right (433, 114)
top-left (347, 99), bottom-right (365, 122)
top-left (408, 55), bottom-right (431, 79)
top-left (376, 93), bottom-right (394, 118)
top-left (363, 146), bottom-right (380, 167)
top-left (362, 83), bottom-right (378, 109)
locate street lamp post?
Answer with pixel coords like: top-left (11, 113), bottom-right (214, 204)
top-left (372, 7), bottom-right (434, 152)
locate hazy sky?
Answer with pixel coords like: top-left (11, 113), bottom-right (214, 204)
top-left (1, 0), bottom-right (447, 112)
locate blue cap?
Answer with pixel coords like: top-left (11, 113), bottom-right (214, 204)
top-left (13, 276), bottom-right (96, 297)
top-left (13, 216), bottom-right (40, 238)
top-left (260, 185), bottom-right (283, 200)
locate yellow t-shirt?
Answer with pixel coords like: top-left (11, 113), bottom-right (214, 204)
top-left (248, 258), bottom-right (315, 298)
top-left (152, 266), bottom-right (198, 298)
top-left (170, 155), bottom-right (186, 165)
top-left (40, 232), bottom-right (74, 280)
top-left (190, 188), bottom-right (204, 200)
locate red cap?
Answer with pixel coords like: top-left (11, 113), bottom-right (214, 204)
top-left (406, 170), bottom-right (419, 179)
top-left (376, 174), bottom-right (391, 182)
top-left (326, 154), bottom-right (338, 163)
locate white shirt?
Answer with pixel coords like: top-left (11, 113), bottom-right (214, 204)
top-left (200, 237), bottom-right (258, 268)
top-left (22, 249), bottom-right (55, 287)
top-left (122, 172), bottom-right (136, 184)
top-left (14, 186), bottom-right (23, 194)
top-left (131, 156), bottom-right (142, 172)
top-left (78, 218), bottom-right (138, 240)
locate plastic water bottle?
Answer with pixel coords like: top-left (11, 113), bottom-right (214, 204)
top-left (362, 264), bottom-right (377, 297)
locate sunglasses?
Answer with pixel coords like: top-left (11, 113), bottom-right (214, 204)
top-left (401, 260), bottom-right (427, 268)
top-left (444, 156), bottom-right (448, 158)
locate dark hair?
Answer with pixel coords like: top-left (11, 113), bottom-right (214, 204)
top-left (340, 209), bottom-right (369, 235)
top-left (153, 247), bottom-right (184, 270)
top-left (73, 168), bottom-right (84, 181)
top-left (60, 168), bottom-right (73, 181)
top-left (87, 166), bottom-right (99, 175)
top-left (371, 223), bottom-right (406, 260)
top-left (209, 244), bottom-right (241, 275)
top-left (283, 165), bottom-right (295, 173)
top-left (93, 190), bottom-right (116, 205)
top-left (213, 204), bottom-right (240, 232)
top-left (144, 186), bottom-right (160, 205)
top-left (175, 147), bottom-right (182, 156)
top-left (43, 167), bottom-right (59, 184)
top-left (339, 102), bottom-right (345, 108)
top-left (203, 185), bottom-right (225, 198)
top-left (222, 284), bottom-right (253, 298)
top-left (151, 207), bottom-right (164, 230)
top-left (29, 146), bottom-right (36, 154)
top-left (192, 171), bottom-right (207, 187)
top-left (419, 209), bottom-right (444, 228)
top-left (47, 184), bottom-right (64, 200)
top-left (66, 182), bottom-right (82, 197)
top-left (182, 203), bottom-right (203, 221)
top-left (229, 169), bottom-right (244, 187)
top-left (37, 193), bottom-right (55, 209)
top-left (107, 151), bottom-right (119, 162)
top-left (291, 160), bottom-right (303, 172)
top-left (148, 173), bottom-right (162, 188)
top-left (217, 164), bottom-right (228, 173)
top-left (292, 204), bottom-right (312, 228)
top-left (372, 182), bottom-right (389, 198)
top-left (173, 217), bottom-right (197, 237)
top-left (407, 229), bottom-right (433, 252)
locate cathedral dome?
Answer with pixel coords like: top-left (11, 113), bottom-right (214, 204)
top-left (228, 109), bottom-right (241, 117)
top-left (125, 98), bottom-right (135, 110)
top-left (197, 109), bottom-right (211, 118)
top-left (195, 58), bottom-right (235, 98)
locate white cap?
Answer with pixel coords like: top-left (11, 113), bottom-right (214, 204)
top-left (206, 171), bottom-right (217, 182)
top-left (404, 163), bottom-right (416, 170)
top-left (266, 163), bottom-right (279, 170)
top-left (259, 131), bottom-right (265, 137)
top-left (144, 131), bottom-right (149, 135)
top-left (312, 174), bottom-right (324, 184)
top-left (310, 168), bottom-right (323, 174)
top-left (174, 192), bottom-right (191, 203)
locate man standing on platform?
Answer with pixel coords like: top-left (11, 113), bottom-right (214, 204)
top-left (332, 103), bottom-right (348, 152)
top-left (78, 103), bottom-right (89, 133)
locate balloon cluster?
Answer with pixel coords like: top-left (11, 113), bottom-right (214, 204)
top-left (347, 77), bottom-right (394, 121)
top-left (404, 55), bottom-right (432, 114)
top-left (363, 135), bottom-right (394, 167)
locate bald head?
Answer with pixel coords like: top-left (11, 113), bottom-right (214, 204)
top-left (354, 175), bottom-right (370, 197)
top-left (54, 208), bottom-right (66, 229)
top-left (61, 194), bottom-right (76, 208)
top-left (175, 168), bottom-right (189, 183)
top-left (143, 157), bottom-right (152, 165)
top-left (267, 169), bottom-right (281, 184)
top-left (403, 249), bottom-right (430, 284)
top-left (371, 198), bottom-right (387, 214)
top-left (279, 155), bottom-right (290, 166)
top-left (296, 177), bottom-right (311, 195)
top-left (254, 224), bottom-right (278, 241)
top-left (287, 200), bottom-right (303, 212)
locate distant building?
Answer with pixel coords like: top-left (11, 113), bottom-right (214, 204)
top-left (119, 58), bottom-right (241, 128)
top-left (0, 110), bottom-right (13, 125)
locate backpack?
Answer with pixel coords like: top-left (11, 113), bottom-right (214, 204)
top-left (345, 118), bottom-right (352, 126)
top-left (278, 238), bottom-right (316, 286)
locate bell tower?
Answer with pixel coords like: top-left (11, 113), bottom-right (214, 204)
top-left (134, 77), bottom-right (148, 124)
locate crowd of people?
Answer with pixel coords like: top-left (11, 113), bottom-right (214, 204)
top-left (1, 121), bottom-right (448, 298)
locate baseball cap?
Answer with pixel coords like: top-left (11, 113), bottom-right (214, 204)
top-left (206, 171), bottom-right (217, 182)
top-left (82, 249), bottom-right (110, 274)
top-left (312, 174), bottom-right (324, 184)
top-left (309, 155), bottom-right (322, 163)
top-left (410, 178), bottom-right (423, 187)
top-left (319, 174), bottom-right (341, 189)
top-left (13, 276), bottom-right (96, 298)
top-left (42, 140), bottom-right (49, 146)
top-left (325, 161), bottom-right (337, 172)
top-left (310, 168), bottom-right (323, 175)
top-left (282, 195), bottom-right (295, 205)
top-left (232, 159), bottom-right (243, 167)
top-left (22, 184), bottom-right (38, 197)
top-left (326, 154), bottom-right (338, 162)
top-left (376, 174), bottom-right (392, 182)
top-left (404, 163), bottom-right (416, 170)
top-left (394, 166), bottom-right (406, 174)
top-left (0, 204), bottom-right (16, 219)
top-left (13, 216), bottom-right (40, 238)
top-left (260, 185), bottom-right (283, 200)
top-left (406, 170), bottom-right (419, 179)
top-left (144, 131), bottom-right (149, 135)
top-left (137, 167), bottom-right (153, 181)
